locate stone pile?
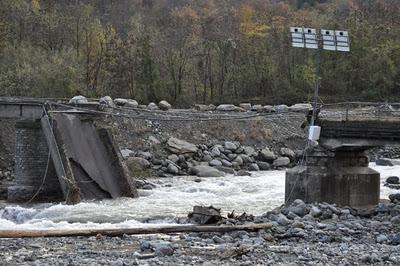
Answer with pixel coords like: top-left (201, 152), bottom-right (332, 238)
top-left (124, 137), bottom-right (298, 178)
top-left (195, 103), bottom-right (312, 113)
top-left (69, 95), bottom-right (172, 111)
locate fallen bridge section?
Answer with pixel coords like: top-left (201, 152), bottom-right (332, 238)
top-left (9, 111), bottom-right (137, 203)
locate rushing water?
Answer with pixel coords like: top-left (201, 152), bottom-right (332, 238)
top-left (0, 164), bottom-right (398, 230)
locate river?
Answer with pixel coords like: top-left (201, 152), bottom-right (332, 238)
top-left (0, 164), bottom-right (398, 230)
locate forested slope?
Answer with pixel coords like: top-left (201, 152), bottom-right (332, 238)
top-left (0, 0), bottom-right (398, 106)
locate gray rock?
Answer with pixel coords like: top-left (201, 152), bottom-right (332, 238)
top-left (221, 159), bottom-right (232, 167)
top-left (224, 141), bottom-right (238, 151)
top-left (167, 164), bottom-right (179, 175)
top-left (386, 176), bottom-right (400, 184)
top-left (243, 146), bottom-right (255, 156)
top-left (216, 104), bottom-right (237, 112)
top-left (310, 206), bottom-right (322, 217)
top-left (228, 153), bottom-right (238, 161)
top-left (202, 154), bottom-right (213, 162)
top-left (251, 104), bottom-right (263, 112)
top-left (209, 159), bottom-right (222, 167)
top-left (273, 157), bottom-right (290, 167)
top-left (167, 137), bottom-right (198, 154)
top-left (390, 215), bottom-right (400, 223)
top-left (389, 193), bottom-right (400, 203)
top-left (240, 154), bottom-right (254, 164)
top-left (233, 156), bottom-right (243, 166)
top-left (235, 146), bottom-right (244, 154)
top-left (194, 104), bottom-right (216, 111)
top-left (120, 149), bottom-right (133, 158)
top-left (263, 105), bottom-right (275, 112)
top-left (190, 165), bottom-right (225, 177)
top-left (248, 163), bottom-right (259, 171)
top-left (152, 241), bottom-right (174, 256)
top-left (212, 235), bottom-right (225, 244)
top-left (211, 147), bottom-right (221, 157)
top-left (257, 161), bottom-right (270, 170)
top-left (237, 170), bottom-right (251, 176)
top-left (126, 99), bottom-right (138, 108)
top-left (277, 214), bottom-right (291, 226)
top-left (114, 98), bottom-right (128, 106)
top-left (377, 234), bottom-right (388, 243)
top-left (167, 154), bottom-right (179, 163)
top-left (138, 151), bottom-right (152, 160)
top-left (127, 157), bottom-right (151, 169)
top-left (260, 148), bottom-right (277, 162)
top-left (99, 96), bottom-right (114, 107)
top-left (148, 102), bottom-right (159, 110)
top-left (275, 104), bottom-right (289, 113)
top-left (280, 147), bottom-right (295, 159)
top-left (148, 135), bottom-right (161, 145)
top-left (289, 103), bottom-right (312, 112)
top-left (239, 103), bottom-right (252, 111)
top-left (69, 95), bottom-right (88, 104)
top-left (215, 166), bottom-right (235, 174)
top-left (158, 100), bottom-right (172, 110)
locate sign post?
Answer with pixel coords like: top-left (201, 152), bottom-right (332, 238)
top-left (290, 27), bottom-right (350, 127)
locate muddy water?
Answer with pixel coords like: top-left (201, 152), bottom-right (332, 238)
top-left (0, 164), bottom-right (398, 230)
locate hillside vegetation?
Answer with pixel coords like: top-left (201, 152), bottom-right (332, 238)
top-left (0, 0), bottom-right (399, 106)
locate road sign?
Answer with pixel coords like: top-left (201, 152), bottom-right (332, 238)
top-left (290, 27), bottom-right (350, 52)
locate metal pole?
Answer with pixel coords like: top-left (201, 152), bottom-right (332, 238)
top-left (310, 45), bottom-right (321, 126)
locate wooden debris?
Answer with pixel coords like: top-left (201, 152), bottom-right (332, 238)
top-left (0, 223), bottom-right (272, 239)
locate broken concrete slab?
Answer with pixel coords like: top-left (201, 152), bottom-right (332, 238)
top-left (50, 113), bottom-right (138, 202)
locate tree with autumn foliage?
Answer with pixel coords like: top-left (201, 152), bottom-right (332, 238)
top-left (0, 0), bottom-right (398, 105)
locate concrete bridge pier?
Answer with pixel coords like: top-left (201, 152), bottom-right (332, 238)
top-left (285, 146), bottom-right (380, 208)
top-left (7, 120), bottom-right (63, 202)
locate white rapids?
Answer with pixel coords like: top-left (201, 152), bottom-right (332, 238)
top-left (0, 164), bottom-right (398, 230)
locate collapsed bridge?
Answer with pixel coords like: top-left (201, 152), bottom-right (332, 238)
top-left (0, 98), bottom-right (138, 204)
top-left (286, 103), bottom-right (400, 207)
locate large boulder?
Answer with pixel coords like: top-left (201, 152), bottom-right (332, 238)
top-left (289, 103), bottom-right (312, 113)
top-left (190, 165), bottom-right (225, 177)
top-left (239, 103), bottom-right (252, 111)
top-left (273, 157), bottom-right (290, 167)
top-left (69, 95), bottom-right (88, 104)
top-left (224, 141), bottom-right (238, 151)
top-left (263, 105), bottom-right (275, 113)
top-left (167, 137), bottom-right (198, 154)
top-left (251, 104), bottom-right (263, 112)
top-left (194, 104), bottom-right (216, 111)
top-left (260, 148), bottom-right (277, 162)
top-left (386, 176), bottom-right (400, 184)
top-left (280, 147), bottom-right (295, 160)
top-left (216, 104), bottom-right (237, 112)
top-left (159, 100), bottom-right (172, 110)
top-left (126, 99), bottom-right (139, 108)
top-left (114, 98), bottom-right (128, 106)
top-left (148, 102), bottom-right (159, 110)
top-left (99, 96), bottom-right (114, 107)
top-left (275, 104), bottom-right (289, 113)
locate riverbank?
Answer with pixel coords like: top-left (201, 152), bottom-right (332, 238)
top-left (1, 196), bottom-right (400, 265)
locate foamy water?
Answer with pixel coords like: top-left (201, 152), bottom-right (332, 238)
top-left (0, 165), bottom-right (398, 230)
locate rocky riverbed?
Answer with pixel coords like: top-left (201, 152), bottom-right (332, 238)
top-left (1, 196), bottom-right (400, 265)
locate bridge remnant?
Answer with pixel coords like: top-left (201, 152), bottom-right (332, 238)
top-left (286, 104), bottom-right (400, 208)
top-left (3, 99), bottom-right (138, 203)
top-left (286, 146), bottom-right (379, 207)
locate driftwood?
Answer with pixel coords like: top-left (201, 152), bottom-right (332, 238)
top-left (0, 223), bottom-right (272, 239)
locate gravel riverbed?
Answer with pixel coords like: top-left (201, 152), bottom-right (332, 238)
top-left (1, 197), bottom-right (400, 266)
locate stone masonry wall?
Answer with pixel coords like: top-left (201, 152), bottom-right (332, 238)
top-left (8, 120), bottom-right (62, 202)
